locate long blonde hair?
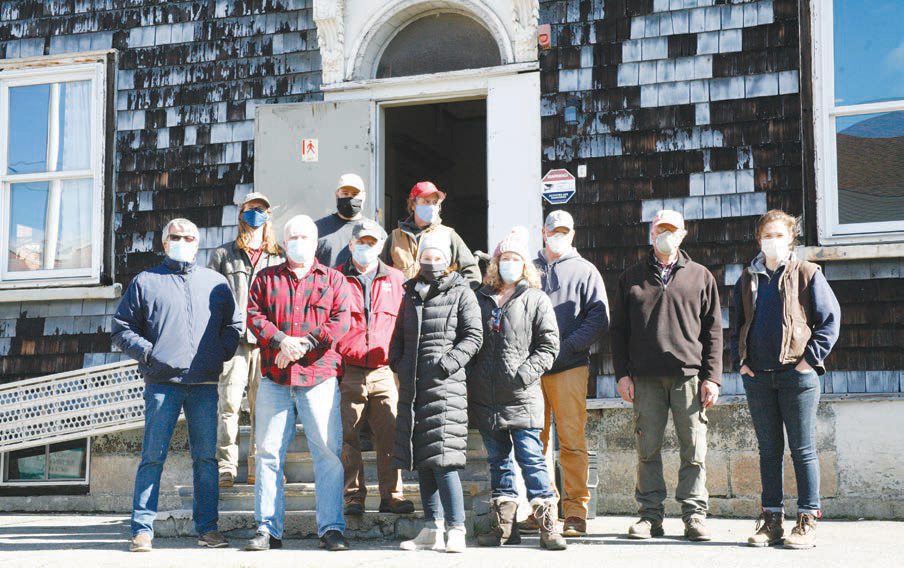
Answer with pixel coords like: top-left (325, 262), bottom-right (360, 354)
top-left (483, 256), bottom-right (541, 292)
top-left (237, 205), bottom-right (280, 254)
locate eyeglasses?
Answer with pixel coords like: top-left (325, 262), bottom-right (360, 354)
top-left (167, 234), bottom-right (197, 243)
top-left (490, 308), bottom-right (502, 333)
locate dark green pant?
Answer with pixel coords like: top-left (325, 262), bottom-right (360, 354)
top-left (633, 375), bottom-right (709, 522)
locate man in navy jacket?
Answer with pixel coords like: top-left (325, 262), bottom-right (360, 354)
top-left (112, 218), bottom-right (241, 553)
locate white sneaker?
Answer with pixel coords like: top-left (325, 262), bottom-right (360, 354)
top-left (400, 524), bottom-right (445, 551)
top-left (445, 526), bottom-right (466, 553)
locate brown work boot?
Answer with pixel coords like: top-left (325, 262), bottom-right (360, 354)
top-left (197, 530), bottom-right (229, 548)
top-left (218, 471), bottom-right (234, 488)
top-left (684, 516), bottom-right (712, 541)
top-left (628, 517), bottom-right (664, 539)
top-left (532, 498), bottom-right (567, 550)
top-left (129, 532), bottom-right (152, 552)
top-left (783, 512), bottom-right (817, 549)
top-left (562, 516), bottom-right (586, 537)
top-left (478, 497), bottom-right (521, 546)
top-left (379, 497), bottom-right (415, 514)
top-left (519, 513), bottom-right (540, 533)
top-left (747, 510), bottom-right (784, 547)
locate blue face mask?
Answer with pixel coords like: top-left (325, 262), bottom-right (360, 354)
top-left (286, 239), bottom-right (315, 265)
top-left (415, 204), bottom-right (439, 225)
top-left (498, 260), bottom-right (524, 283)
top-left (242, 208), bottom-right (269, 229)
top-left (352, 243), bottom-right (380, 267)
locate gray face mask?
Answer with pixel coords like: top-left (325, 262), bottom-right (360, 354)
top-left (419, 261), bottom-right (448, 282)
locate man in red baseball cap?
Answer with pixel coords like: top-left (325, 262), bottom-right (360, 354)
top-left (381, 181), bottom-right (481, 287)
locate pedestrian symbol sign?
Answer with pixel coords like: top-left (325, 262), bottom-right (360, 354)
top-left (301, 138), bottom-right (319, 162)
top-left (541, 169), bottom-right (576, 204)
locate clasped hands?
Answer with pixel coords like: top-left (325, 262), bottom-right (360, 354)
top-left (275, 336), bottom-right (312, 369)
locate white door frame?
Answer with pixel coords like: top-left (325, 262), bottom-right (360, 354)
top-left (323, 62), bottom-right (543, 253)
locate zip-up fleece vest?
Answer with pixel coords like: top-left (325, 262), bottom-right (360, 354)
top-left (738, 259), bottom-right (820, 369)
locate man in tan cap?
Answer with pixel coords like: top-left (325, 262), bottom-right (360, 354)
top-left (315, 173), bottom-right (387, 268)
top-left (610, 209), bottom-right (722, 542)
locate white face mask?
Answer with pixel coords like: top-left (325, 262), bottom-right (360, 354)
top-left (546, 234), bottom-right (571, 255)
top-left (352, 243), bottom-right (380, 267)
top-left (167, 240), bottom-right (196, 263)
top-left (654, 231), bottom-right (681, 256)
top-left (498, 260), bottom-right (524, 283)
top-left (286, 238), bottom-right (315, 265)
top-left (761, 237), bottom-right (791, 261)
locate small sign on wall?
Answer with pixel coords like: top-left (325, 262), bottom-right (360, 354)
top-left (541, 168), bottom-right (576, 204)
top-left (301, 138), bottom-right (319, 162)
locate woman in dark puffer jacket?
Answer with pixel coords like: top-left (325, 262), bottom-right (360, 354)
top-left (390, 231), bottom-right (482, 553)
top-left (469, 227), bottom-right (566, 551)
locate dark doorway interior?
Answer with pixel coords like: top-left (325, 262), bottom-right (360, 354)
top-left (383, 99), bottom-right (488, 255)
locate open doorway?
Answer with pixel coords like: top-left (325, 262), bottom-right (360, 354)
top-left (382, 99), bottom-right (488, 254)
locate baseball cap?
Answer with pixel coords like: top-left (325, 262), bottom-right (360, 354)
top-left (351, 219), bottom-right (384, 241)
top-left (337, 173), bottom-right (366, 193)
top-left (652, 209), bottom-right (685, 231)
top-left (409, 181), bottom-right (446, 200)
top-left (242, 192), bottom-right (271, 208)
top-left (544, 210), bottom-right (574, 231)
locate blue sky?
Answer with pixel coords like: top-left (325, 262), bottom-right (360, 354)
top-left (834, 0), bottom-right (904, 106)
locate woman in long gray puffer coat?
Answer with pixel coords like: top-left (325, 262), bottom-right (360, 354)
top-left (390, 232), bottom-right (482, 553)
top-left (468, 227), bottom-right (566, 550)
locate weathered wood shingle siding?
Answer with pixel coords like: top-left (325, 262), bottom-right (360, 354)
top-left (0, 0), bottom-right (322, 384)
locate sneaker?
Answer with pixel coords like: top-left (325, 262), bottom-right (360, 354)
top-left (218, 471), bottom-right (235, 488)
top-left (197, 530), bottom-right (229, 548)
top-left (627, 517), bottom-right (664, 539)
top-left (519, 513), bottom-right (540, 533)
top-left (401, 525), bottom-right (445, 551)
top-left (129, 533), bottom-right (152, 552)
top-left (379, 498), bottom-right (415, 514)
top-left (783, 513), bottom-right (817, 549)
top-left (245, 531), bottom-right (282, 551)
top-left (684, 516), bottom-right (712, 542)
top-left (445, 527), bottom-right (466, 553)
top-left (344, 502), bottom-right (364, 516)
top-left (319, 529), bottom-right (349, 551)
top-left (562, 516), bottom-right (586, 537)
top-left (747, 510), bottom-right (784, 547)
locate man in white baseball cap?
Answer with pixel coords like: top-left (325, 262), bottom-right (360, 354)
top-left (315, 173), bottom-right (387, 268)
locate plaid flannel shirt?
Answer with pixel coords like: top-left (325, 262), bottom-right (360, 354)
top-left (655, 257), bottom-right (677, 285)
top-left (247, 260), bottom-right (351, 386)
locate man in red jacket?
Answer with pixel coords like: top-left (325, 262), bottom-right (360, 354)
top-left (337, 219), bottom-right (414, 516)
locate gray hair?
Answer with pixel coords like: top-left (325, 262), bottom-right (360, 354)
top-left (162, 218), bottom-right (200, 241)
top-left (283, 215), bottom-right (318, 240)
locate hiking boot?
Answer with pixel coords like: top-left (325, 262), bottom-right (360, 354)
top-left (218, 471), bottom-right (234, 488)
top-left (197, 530), bottom-right (228, 548)
top-left (319, 529), bottom-right (349, 551)
top-left (562, 516), bottom-right (586, 537)
top-left (519, 513), bottom-right (540, 533)
top-left (478, 497), bottom-right (521, 546)
top-left (532, 498), bottom-right (567, 551)
top-left (379, 498), bottom-right (415, 514)
top-left (684, 516), bottom-right (712, 541)
top-left (400, 521), bottom-right (445, 551)
top-left (445, 526), bottom-right (467, 553)
top-left (129, 533), bottom-right (152, 552)
top-left (245, 531), bottom-right (281, 551)
top-left (783, 512), bottom-right (817, 549)
top-left (344, 501), bottom-right (364, 516)
top-left (747, 510), bottom-right (784, 547)
top-left (628, 517), bottom-right (664, 539)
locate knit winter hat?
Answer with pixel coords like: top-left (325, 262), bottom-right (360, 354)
top-left (418, 230), bottom-right (452, 263)
top-left (493, 226), bottom-right (531, 261)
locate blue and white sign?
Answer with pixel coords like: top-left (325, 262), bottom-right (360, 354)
top-left (541, 169), bottom-right (576, 204)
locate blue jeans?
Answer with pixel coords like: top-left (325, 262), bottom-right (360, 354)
top-left (480, 428), bottom-right (555, 501)
top-left (418, 467), bottom-right (465, 528)
top-left (254, 376), bottom-right (344, 538)
top-left (132, 382), bottom-right (219, 537)
top-left (743, 368), bottom-right (821, 515)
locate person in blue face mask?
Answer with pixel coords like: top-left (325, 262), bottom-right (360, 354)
top-left (207, 192), bottom-right (284, 489)
top-left (380, 181), bottom-right (482, 289)
top-left (469, 227), bottom-right (566, 551)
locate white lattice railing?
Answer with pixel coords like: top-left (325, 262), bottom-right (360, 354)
top-left (0, 360), bottom-right (144, 452)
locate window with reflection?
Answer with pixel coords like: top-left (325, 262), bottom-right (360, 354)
top-left (2, 439), bottom-right (89, 484)
top-left (1, 62), bottom-right (105, 282)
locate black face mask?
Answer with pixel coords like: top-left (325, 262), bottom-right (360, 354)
top-left (337, 197), bottom-right (363, 218)
top-left (419, 261), bottom-right (448, 282)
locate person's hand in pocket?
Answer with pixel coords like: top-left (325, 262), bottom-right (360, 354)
top-left (740, 364), bottom-right (754, 378)
top-left (794, 360), bottom-right (814, 373)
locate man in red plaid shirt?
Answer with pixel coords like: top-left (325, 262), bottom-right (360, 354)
top-left (245, 214), bottom-right (351, 552)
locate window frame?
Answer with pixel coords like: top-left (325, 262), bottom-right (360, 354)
top-left (812, 0), bottom-right (904, 245)
top-left (0, 61), bottom-right (107, 286)
top-left (0, 438), bottom-right (91, 487)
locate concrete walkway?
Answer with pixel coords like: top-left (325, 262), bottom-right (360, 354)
top-left (0, 513), bottom-right (901, 567)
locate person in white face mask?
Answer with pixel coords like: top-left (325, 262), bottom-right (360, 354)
top-left (335, 220), bottom-right (413, 517)
top-left (469, 227), bottom-right (566, 550)
top-left (611, 209), bottom-right (722, 542)
top-left (730, 210), bottom-right (840, 550)
top-left (208, 193), bottom-right (284, 489)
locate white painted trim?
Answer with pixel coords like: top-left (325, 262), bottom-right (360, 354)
top-left (0, 284), bottom-right (120, 302)
top-left (796, 243), bottom-right (904, 262)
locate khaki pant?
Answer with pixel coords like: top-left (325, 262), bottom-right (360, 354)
top-left (540, 366), bottom-right (590, 520)
top-left (633, 375), bottom-right (709, 522)
top-left (216, 342), bottom-right (261, 476)
top-left (340, 364), bottom-right (404, 503)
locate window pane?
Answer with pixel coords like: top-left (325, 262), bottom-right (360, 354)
top-left (57, 80), bottom-right (92, 171)
top-left (8, 181), bottom-right (49, 272)
top-left (5, 446), bottom-right (46, 481)
top-left (834, 1), bottom-right (904, 106)
top-left (48, 440), bottom-right (88, 480)
top-left (7, 84), bottom-right (51, 175)
top-left (55, 178), bottom-right (94, 270)
top-left (836, 111), bottom-right (904, 224)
